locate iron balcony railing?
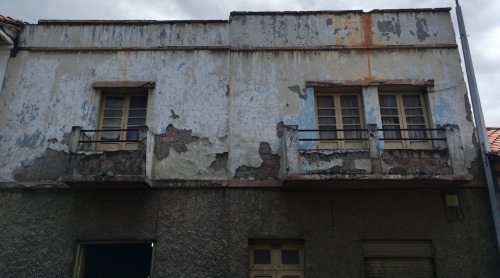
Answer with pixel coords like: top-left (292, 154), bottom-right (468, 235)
top-left (378, 128), bottom-right (446, 141)
top-left (78, 128), bottom-right (143, 144)
top-left (298, 129), bottom-right (369, 141)
top-left (298, 127), bottom-right (446, 142)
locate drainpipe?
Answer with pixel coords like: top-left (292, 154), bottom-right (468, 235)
top-left (455, 0), bottom-right (500, 255)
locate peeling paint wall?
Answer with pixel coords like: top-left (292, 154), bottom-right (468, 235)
top-left (0, 9), bottom-right (477, 185)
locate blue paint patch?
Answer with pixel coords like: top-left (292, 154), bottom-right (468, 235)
top-left (283, 88), bottom-right (317, 149)
top-left (365, 107), bottom-right (379, 125)
top-left (298, 89), bottom-right (317, 149)
top-left (15, 129), bottom-right (46, 149)
top-left (430, 92), bottom-right (453, 125)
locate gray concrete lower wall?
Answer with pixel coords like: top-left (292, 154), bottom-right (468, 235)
top-left (0, 188), bottom-right (498, 277)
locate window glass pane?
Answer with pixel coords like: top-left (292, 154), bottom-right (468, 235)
top-left (342, 108), bottom-right (359, 116)
top-left (379, 95), bottom-right (397, 107)
top-left (408, 125), bottom-right (427, 139)
top-left (254, 250), bottom-right (271, 264)
top-left (319, 126), bottom-right (337, 139)
top-left (344, 125), bottom-right (362, 139)
top-left (103, 118), bottom-right (122, 127)
top-left (317, 109), bottom-right (335, 116)
top-left (380, 108), bottom-right (398, 116)
top-left (342, 117), bottom-right (361, 125)
top-left (126, 130), bottom-right (139, 140)
top-left (318, 117), bottom-right (336, 125)
top-left (104, 97), bottom-right (124, 109)
top-left (383, 126), bottom-right (402, 139)
top-left (128, 118), bottom-right (146, 126)
top-left (382, 117), bottom-right (400, 124)
top-left (316, 96), bottom-right (334, 108)
top-left (403, 95), bottom-right (421, 107)
top-left (101, 130), bottom-right (120, 140)
top-left (103, 110), bottom-right (123, 117)
top-left (129, 96), bottom-right (148, 108)
top-left (406, 117), bottom-right (425, 124)
top-left (128, 109), bottom-right (147, 117)
top-left (340, 95), bottom-right (358, 108)
top-left (282, 250), bottom-right (300, 265)
top-left (405, 108), bottom-right (423, 116)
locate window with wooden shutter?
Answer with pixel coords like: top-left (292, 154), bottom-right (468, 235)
top-left (363, 240), bottom-right (436, 278)
top-left (97, 90), bottom-right (148, 151)
top-left (379, 92), bottom-right (431, 149)
top-left (315, 89), bottom-right (365, 149)
top-left (249, 240), bottom-right (304, 278)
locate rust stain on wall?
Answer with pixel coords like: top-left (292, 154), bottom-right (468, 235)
top-left (360, 13), bottom-right (373, 46)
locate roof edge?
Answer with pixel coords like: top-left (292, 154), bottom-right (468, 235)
top-left (230, 8), bottom-right (452, 17)
top-left (37, 19), bottom-right (229, 25)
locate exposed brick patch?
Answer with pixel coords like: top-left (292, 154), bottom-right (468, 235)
top-left (381, 149), bottom-right (450, 175)
top-left (210, 152), bottom-right (228, 171)
top-left (14, 149), bottom-right (69, 181)
top-left (300, 150), bottom-right (371, 174)
top-left (67, 142), bottom-right (146, 177)
top-left (154, 124), bottom-right (198, 160)
top-left (234, 142), bottom-right (280, 180)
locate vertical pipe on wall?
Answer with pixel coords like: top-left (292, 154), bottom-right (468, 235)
top-left (455, 0), bottom-right (500, 255)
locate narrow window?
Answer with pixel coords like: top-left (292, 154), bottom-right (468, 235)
top-left (97, 90), bottom-right (148, 151)
top-left (379, 91), bottom-right (430, 149)
top-left (74, 242), bottom-right (154, 278)
top-left (249, 240), bottom-right (304, 278)
top-left (315, 90), bottom-right (365, 149)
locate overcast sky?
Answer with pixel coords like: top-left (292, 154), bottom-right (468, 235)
top-left (2, 0), bottom-right (499, 126)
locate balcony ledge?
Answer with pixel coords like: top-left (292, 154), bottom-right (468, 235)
top-left (62, 175), bottom-right (151, 189)
top-left (283, 173), bottom-right (474, 189)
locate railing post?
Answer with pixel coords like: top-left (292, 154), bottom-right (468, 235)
top-left (444, 124), bottom-right (466, 174)
top-left (69, 126), bottom-right (82, 153)
top-left (283, 125), bottom-right (299, 176)
top-left (145, 127), bottom-right (155, 181)
top-left (367, 124), bottom-right (381, 174)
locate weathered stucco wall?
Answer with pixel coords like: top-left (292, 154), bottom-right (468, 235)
top-left (0, 189), bottom-right (498, 277)
top-left (0, 49), bottom-right (229, 182)
top-left (229, 10), bottom-right (456, 47)
top-left (21, 21), bottom-right (229, 48)
top-left (0, 9), bottom-right (477, 186)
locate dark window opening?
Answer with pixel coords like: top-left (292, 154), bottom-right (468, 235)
top-left (77, 242), bottom-right (153, 278)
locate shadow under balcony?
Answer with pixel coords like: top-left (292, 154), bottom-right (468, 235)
top-left (281, 125), bottom-right (473, 189)
top-left (63, 126), bottom-right (151, 189)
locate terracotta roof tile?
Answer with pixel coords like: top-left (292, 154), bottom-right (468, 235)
top-left (487, 128), bottom-right (500, 157)
top-left (0, 15), bottom-right (27, 25)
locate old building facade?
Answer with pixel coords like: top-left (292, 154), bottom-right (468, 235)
top-left (0, 8), bottom-right (499, 277)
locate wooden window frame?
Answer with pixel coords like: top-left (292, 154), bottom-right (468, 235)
top-left (96, 88), bottom-right (148, 151)
top-left (314, 90), bottom-right (365, 150)
top-left (249, 240), bottom-right (304, 278)
top-left (379, 91), bottom-right (431, 150)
